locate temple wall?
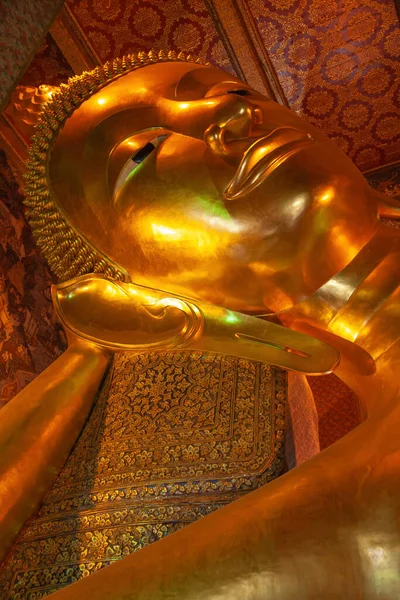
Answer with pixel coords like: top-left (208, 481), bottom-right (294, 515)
top-left (0, 0), bottom-right (65, 111)
top-left (245, 0), bottom-right (400, 170)
top-left (0, 151), bottom-right (65, 409)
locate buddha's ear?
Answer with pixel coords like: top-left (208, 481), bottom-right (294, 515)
top-left (5, 84), bottom-right (59, 139)
top-left (52, 274), bottom-right (340, 375)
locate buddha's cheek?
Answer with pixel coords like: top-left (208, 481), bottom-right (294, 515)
top-left (117, 190), bottom-right (243, 272)
top-left (113, 174), bottom-right (290, 287)
top-left (113, 153), bottom-right (238, 269)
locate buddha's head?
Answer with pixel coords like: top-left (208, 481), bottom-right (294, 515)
top-left (25, 51), bottom-right (379, 314)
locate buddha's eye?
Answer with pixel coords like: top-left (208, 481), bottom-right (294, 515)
top-left (226, 89), bottom-right (251, 96)
top-left (114, 134), bottom-right (167, 198)
top-left (131, 141), bottom-right (156, 164)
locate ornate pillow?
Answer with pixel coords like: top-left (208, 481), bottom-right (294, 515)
top-left (0, 351), bottom-right (286, 598)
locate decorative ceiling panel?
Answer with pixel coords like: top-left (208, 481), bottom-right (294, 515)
top-left (246, 0), bottom-right (400, 171)
top-left (19, 32), bottom-right (74, 88)
top-left (65, 0), bottom-right (236, 74)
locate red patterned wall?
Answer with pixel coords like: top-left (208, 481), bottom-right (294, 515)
top-left (19, 33), bottom-right (74, 87)
top-left (247, 0), bottom-right (400, 171)
top-left (307, 373), bottom-right (361, 450)
top-left (66, 0), bottom-right (236, 74)
top-left (0, 151), bottom-right (66, 409)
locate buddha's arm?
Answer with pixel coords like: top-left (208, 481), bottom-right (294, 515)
top-left (0, 338), bottom-right (111, 562)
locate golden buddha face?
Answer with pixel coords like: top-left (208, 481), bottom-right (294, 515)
top-left (49, 61), bottom-right (379, 313)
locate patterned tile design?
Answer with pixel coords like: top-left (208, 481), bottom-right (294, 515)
top-left (247, 0), bottom-right (400, 171)
top-left (307, 373), bottom-right (361, 450)
top-left (365, 161), bottom-right (400, 200)
top-left (65, 0), bottom-right (236, 74)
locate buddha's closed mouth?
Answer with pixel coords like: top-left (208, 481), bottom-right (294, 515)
top-left (225, 127), bottom-right (314, 200)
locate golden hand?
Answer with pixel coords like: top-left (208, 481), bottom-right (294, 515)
top-left (53, 274), bottom-right (339, 375)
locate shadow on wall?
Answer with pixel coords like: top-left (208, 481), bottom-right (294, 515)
top-left (0, 151), bottom-right (66, 408)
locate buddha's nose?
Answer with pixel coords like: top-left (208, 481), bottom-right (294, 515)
top-left (213, 95), bottom-right (263, 141)
top-left (203, 95), bottom-right (264, 166)
top-left (163, 93), bottom-right (264, 163)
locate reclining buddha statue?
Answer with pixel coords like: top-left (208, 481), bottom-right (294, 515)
top-left (0, 50), bottom-right (399, 599)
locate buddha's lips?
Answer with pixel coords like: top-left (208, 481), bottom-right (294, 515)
top-left (224, 128), bottom-right (314, 200)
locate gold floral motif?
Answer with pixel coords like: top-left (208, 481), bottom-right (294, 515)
top-left (0, 352), bottom-right (286, 599)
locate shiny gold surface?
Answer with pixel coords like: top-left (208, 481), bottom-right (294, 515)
top-left (46, 59), bottom-right (378, 314)
top-left (1, 53), bottom-right (399, 598)
top-left (24, 51), bottom-right (378, 313)
top-left (53, 274), bottom-right (339, 374)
